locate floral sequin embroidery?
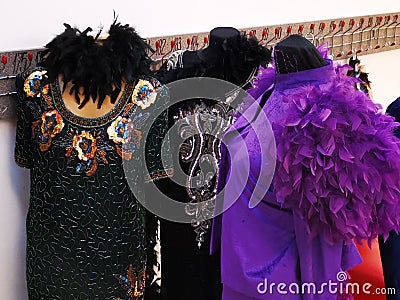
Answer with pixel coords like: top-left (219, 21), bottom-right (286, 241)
top-left (23, 71), bottom-right (49, 98)
top-left (132, 79), bottom-right (157, 110)
top-left (31, 110), bottom-right (65, 152)
top-left (41, 110), bottom-right (64, 138)
top-left (107, 116), bottom-right (133, 144)
top-left (107, 113), bottom-right (150, 160)
top-left (114, 265), bottom-right (146, 299)
top-left (72, 131), bottom-right (97, 161)
top-left (65, 130), bottom-right (108, 176)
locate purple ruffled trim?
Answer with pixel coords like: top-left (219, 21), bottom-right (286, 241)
top-left (316, 42), bottom-right (330, 59)
top-left (272, 64), bottom-right (400, 246)
top-left (246, 65), bottom-right (275, 100)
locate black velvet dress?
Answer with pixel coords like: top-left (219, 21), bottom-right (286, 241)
top-left (15, 68), bottom-right (172, 300)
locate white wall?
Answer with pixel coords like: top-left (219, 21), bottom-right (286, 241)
top-left (352, 49), bottom-right (400, 109)
top-left (335, 48), bottom-right (400, 109)
top-left (0, 120), bottom-right (29, 300)
top-left (1, 1), bottom-right (400, 299)
top-left (1, 0), bottom-right (400, 51)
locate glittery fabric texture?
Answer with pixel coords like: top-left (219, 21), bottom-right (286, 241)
top-left (14, 68), bottom-right (172, 300)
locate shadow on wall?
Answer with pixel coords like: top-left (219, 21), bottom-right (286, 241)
top-left (0, 119), bottom-right (29, 299)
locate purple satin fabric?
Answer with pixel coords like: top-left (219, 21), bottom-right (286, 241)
top-left (211, 61), bottom-right (362, 299)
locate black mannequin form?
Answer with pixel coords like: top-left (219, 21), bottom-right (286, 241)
top-left (273, 34), bottom-right (328, 74)
top-left (155, 27), bottom-right (271, 300)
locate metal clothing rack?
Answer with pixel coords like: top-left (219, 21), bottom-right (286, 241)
top-left (0, 12), bottom-right (399, 119)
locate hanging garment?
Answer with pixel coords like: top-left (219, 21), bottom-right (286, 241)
top-left (155, 27), bottom-right (271, 300)
top-left (15, 22), bottom-right (172, 300)
top-left (211, 35), bottom-right (400, 300)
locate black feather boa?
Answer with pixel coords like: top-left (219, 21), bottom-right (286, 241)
top-left (39, 19), bottom-right (153, 109)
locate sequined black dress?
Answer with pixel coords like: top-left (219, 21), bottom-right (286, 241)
top-left (15, 69), bottom-right (172, 300)
top-left (155, 49), bottom-right (263, 300)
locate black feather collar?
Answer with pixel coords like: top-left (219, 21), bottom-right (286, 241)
top-left (39, 19), bottom-right (153, 109)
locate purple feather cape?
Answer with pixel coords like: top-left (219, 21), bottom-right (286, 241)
top-left (271, 60), bottom-right (400, 245)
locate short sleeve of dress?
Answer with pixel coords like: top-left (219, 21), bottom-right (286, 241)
top-left (14, 71), bottom-right (34, 168)
top-left (142, 78), bottom-right (174, 182)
